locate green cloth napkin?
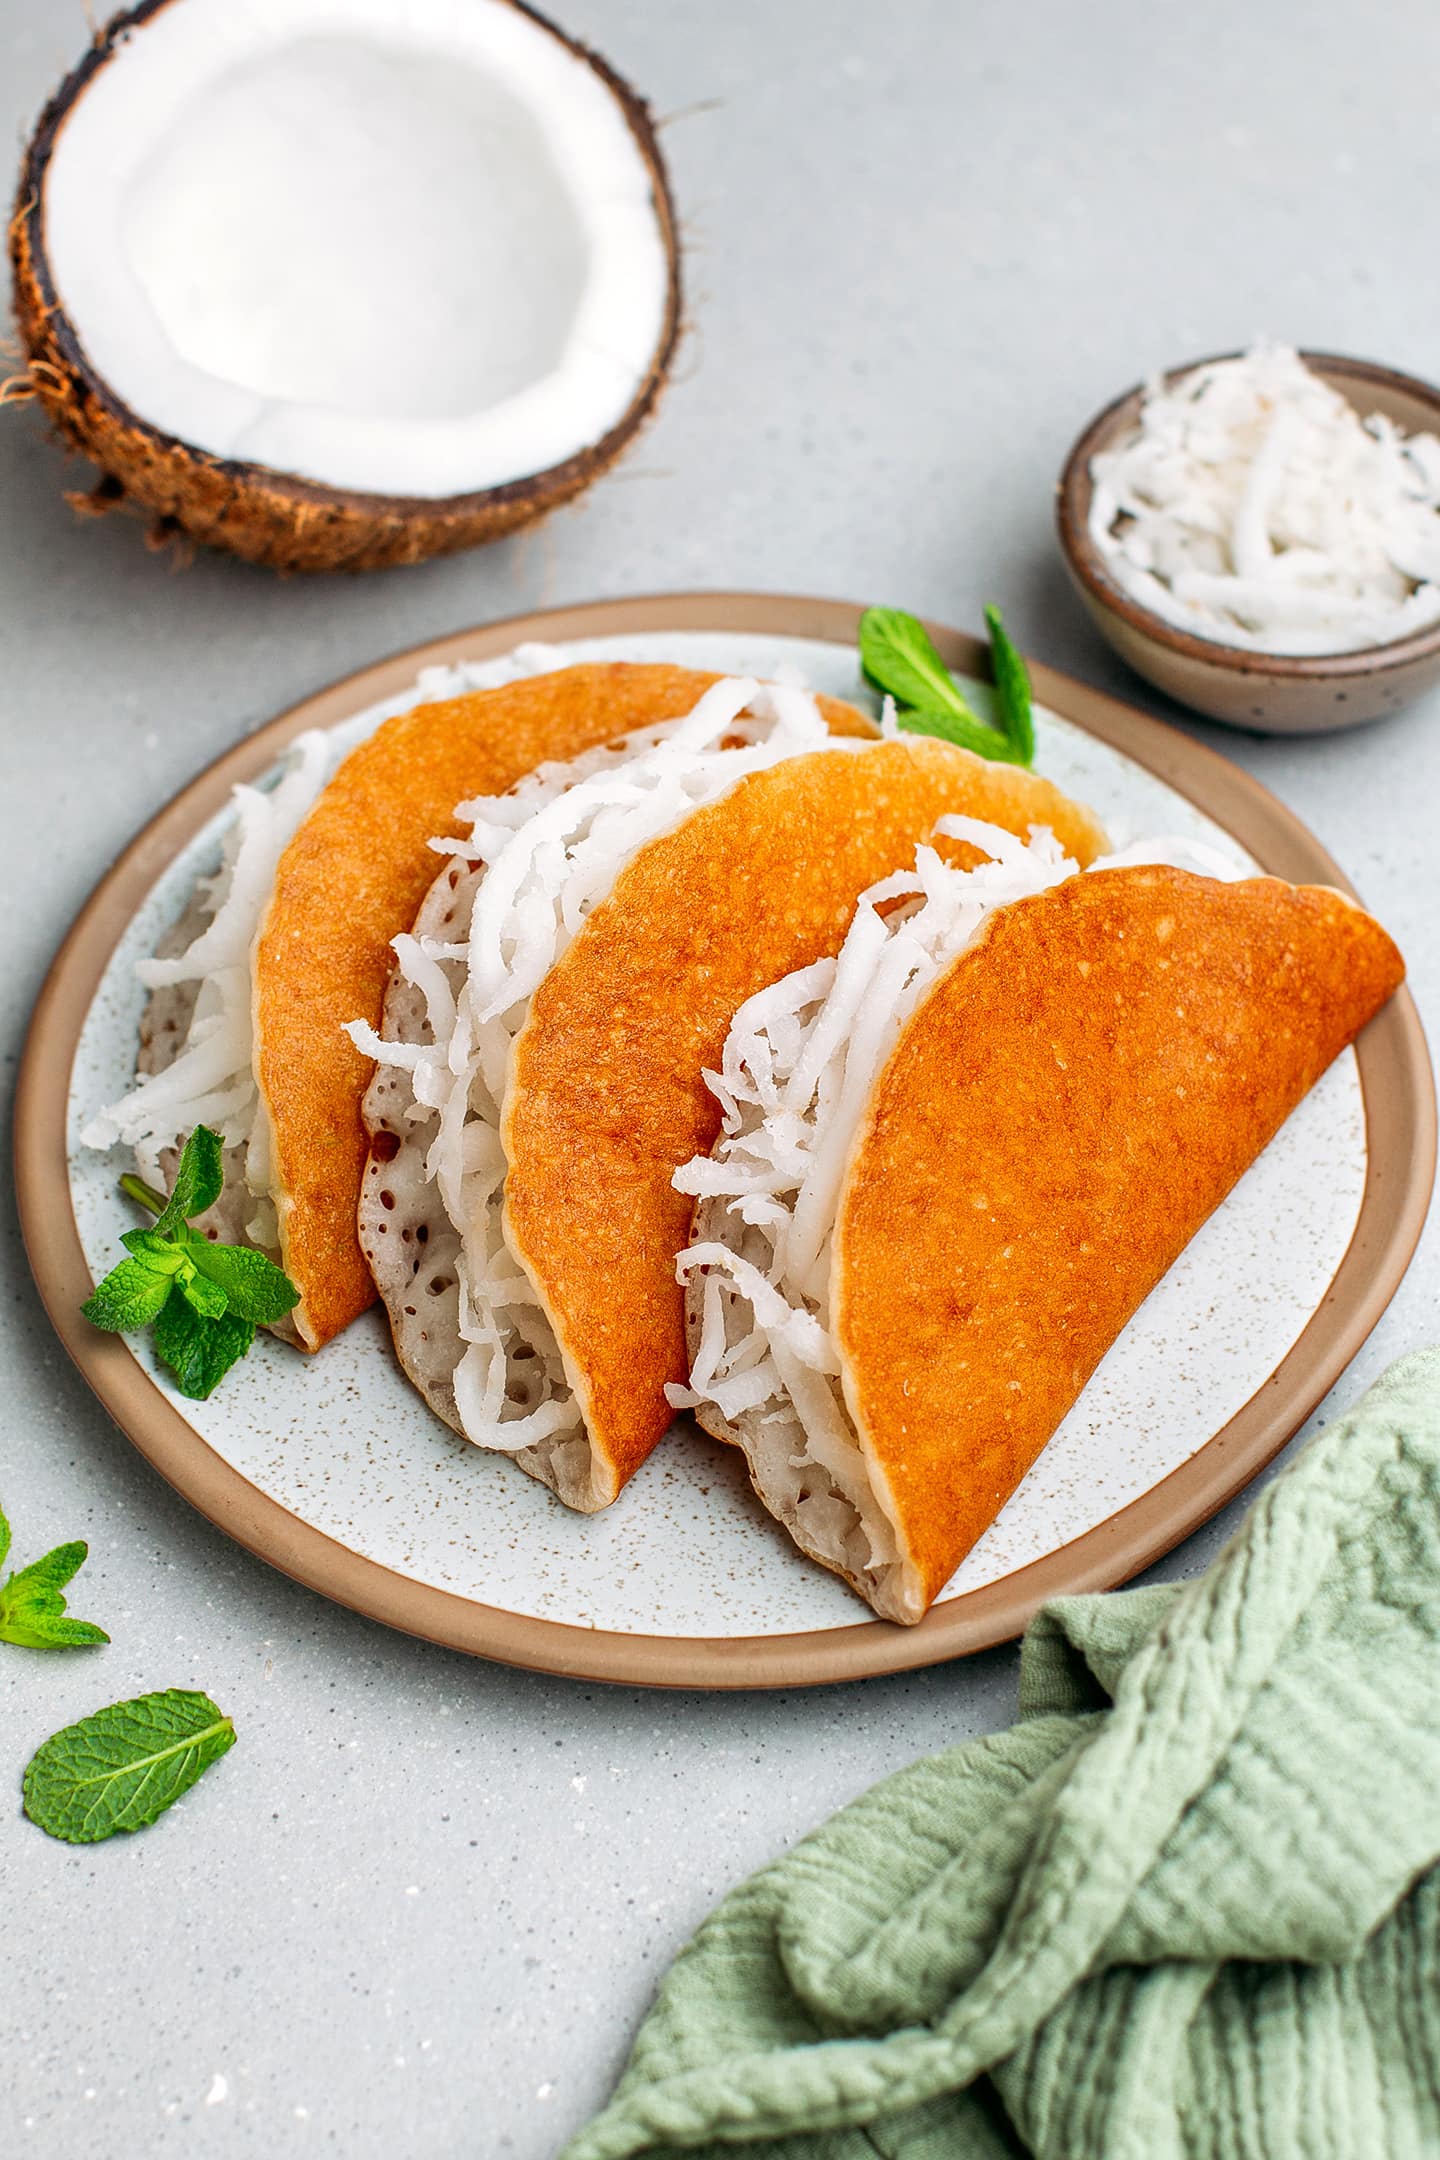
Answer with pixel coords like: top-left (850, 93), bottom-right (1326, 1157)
top-left (565, 1349), bottom-right (1440, 2160)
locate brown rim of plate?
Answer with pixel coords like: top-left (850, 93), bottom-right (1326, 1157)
top-left (14, 592), bottom-right (1436, 1690)
top-left (1056, 350), bottom-right (1440, 680)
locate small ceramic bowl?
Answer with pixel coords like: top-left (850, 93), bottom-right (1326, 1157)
top-left (1056, 351), bottom-right (1440, 734)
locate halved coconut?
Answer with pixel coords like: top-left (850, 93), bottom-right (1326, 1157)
top-left (8, 0), bottom-right (680, 571)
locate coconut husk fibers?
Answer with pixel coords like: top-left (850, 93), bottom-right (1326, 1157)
top-left (258, 664), bottom-right (871, 1351)
top-left (7, 0), bottom-right (682, 572)
top-left (501, 735), bottom-right (1109, 1506)
top-left (830, 867), bottom-right (1405, 1621)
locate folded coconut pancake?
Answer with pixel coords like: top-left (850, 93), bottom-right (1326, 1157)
top-left (673, 829), bottom-right (1404, 1623)
top-left (86, 660), bottom-right (829, 1349)
top-left (354, 687), bottom-right (1108, 1511)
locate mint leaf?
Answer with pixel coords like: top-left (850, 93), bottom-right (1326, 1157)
top-left (181, 1271), bottom-right (229, 1321)
top-left (857, 608), bottom-right (991, 730)
top-left (154, 1291), bottom-right (255, 1401)
top-left (187, 1242), bottom-right (300, 1326)
top-left (82, 1257), bottom-right (175, 1332)
top-left (984, 604), bottom-right (1036, 768)
top-left (6, 1539), bottom-right (86, 1597)
top-left (120, 1228), bottom-right (186, 1268)
top-left (3, 1614), bottom-right (110, 1649)
top-left (152, 1125), bottom-right (224, 1237)
top-left (0, 1535), bottom-right (109, 1651)
top-left (859, 606), bottom-right (1026, 766)
top-left (23, 1689), bottom-right (235, 1842)
top-left (0, 1500), bottom-right (10, 1575)
top-left (895, 706), bottom-right (1026, 765)
top-left (860, 607), bottom-right (982, 723)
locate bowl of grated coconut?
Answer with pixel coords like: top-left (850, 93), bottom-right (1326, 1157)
top-left (1057, 344), bottom-right (1440, 733)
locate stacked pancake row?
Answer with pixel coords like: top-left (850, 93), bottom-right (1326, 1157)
top-left (87, 663), bottom-right (1404, 1624)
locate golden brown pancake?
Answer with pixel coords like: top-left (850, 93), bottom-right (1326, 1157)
top-left (830, 867), bottom-right (1404, 1619)
top-left (501, 736), bottom-right (1110, 1505)
top-left (255, 663), bottom-right (870, 1349)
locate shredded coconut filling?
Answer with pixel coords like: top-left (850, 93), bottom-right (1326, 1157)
top-left (671, 823), bottom-right (1243, 1608)
top-left (82, 641), bottom-right (572, 1246)
top-left (1089, 341), bottom-right (1440, 656)
top-left (82, 729), bottom-right (336, 1231)
top-left (349, 676), bottom-right (856, 1468)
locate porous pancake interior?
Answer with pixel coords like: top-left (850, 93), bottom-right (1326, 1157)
top-left (82, 729), bottom-right (335, 1236)
top-left (359, 858), bottom-right (598, 1506)
top-left (353, 676), bottom-right (851, 1509)
top-left (673, 824), bottom-right (1241, 1621)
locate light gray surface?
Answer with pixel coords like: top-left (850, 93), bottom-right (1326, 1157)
top-left (2, 0), bottom-right (1436, 2152)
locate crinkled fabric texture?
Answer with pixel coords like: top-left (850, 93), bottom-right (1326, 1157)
top-left (565, 1350), bottom-right (1440, 2160)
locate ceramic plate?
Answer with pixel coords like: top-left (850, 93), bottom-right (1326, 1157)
top-left (16, 595), bottom-right (1435, 1686)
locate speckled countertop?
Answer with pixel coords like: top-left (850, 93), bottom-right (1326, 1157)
top-left (3, 2), bottom-right (1438, 2153)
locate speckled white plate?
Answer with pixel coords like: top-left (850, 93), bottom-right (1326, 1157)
top-left (16, 596), bottom-right (1435, 1687)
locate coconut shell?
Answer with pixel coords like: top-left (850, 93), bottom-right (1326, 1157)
top-left (258, 663), bottom-right (872, 1351)
top-left (7, 0), bottom-right (682, 572)
top-left (831, 867), bottom-right (1406, 1620)
top-left (502, 736), bottom-right (1110, 1506)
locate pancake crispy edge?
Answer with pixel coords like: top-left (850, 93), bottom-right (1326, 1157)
top-left (831, 867), bottom-right (1405, 1621)
top-left (503, 734), bottom-right (1110, 1506)
top-left (256, 663), bottom-right (868, 1350)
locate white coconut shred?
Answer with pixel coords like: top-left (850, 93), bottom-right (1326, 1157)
top-left (669, 822), bottom-right (1242, 1596)
top-left (1089, 342), bottom-right (1440, 656)
top-left (346, 675), bottom-right (856, 1462)
top-left (82, 640), bottom-right (570, 1197)
top-left (83, 729), bottom-right (336, 1225)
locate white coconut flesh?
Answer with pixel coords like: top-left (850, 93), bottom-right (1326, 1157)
top-left (42, 0), bottom-right (673, 497)
top-left (349, 677), bottom-right (858, 1509)
top-left (670, 823), bottom-right (1244, 1620)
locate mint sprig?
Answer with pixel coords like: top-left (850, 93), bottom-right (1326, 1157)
top-left (23, 1688), bottom-right (236, 1843)
top-left (983, 604), bottom-right (1036, 767)
top-left (82, 1126), bottom-right (299, 1400)
top-left (858, 605), bottom-right (1037, 769)
top-left (0, 1500), bottom-right (109, 1649)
